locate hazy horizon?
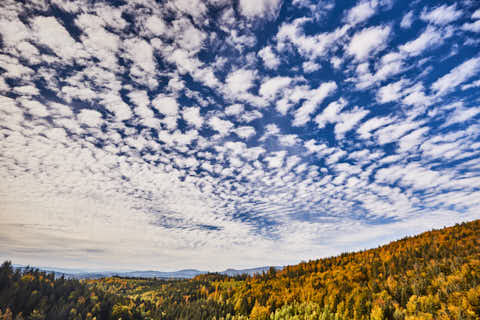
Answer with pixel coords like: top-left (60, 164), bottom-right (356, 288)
top-left (1, 0), bottom-right (479, 271)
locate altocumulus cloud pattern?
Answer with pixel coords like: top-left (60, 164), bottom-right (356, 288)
top-left (0, 0), bottom-right (479, 271)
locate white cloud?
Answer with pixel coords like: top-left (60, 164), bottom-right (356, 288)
top-left (259, 77), bottom-right (292, 100)
top-left (292, 81), bottom-right (337, 126)
top-left (261, 123), bottom-right (280, 139)
top-left (75, 14), bottom-right (121, 69)
top-left (421, 4), bottom-right (463, 25)
top-left (258, 46), bottom-right (281, 69)
top-left (302, 61), bottom-right (321, 73)
top-left (77, 109), bottom-right (104, 127)
top-left (102, 95), bottom-right (133, 121)
top-left (31, 16), bottom-right (87, 62)
top-left (264, 151), bottom-right (287, 168)
top-left (397, 127), bottom-right (429, 153)
top-left (444, 107), bottom-right (480, 127)
top-left (357, 116), bottom-right (393, 139)
top-left (225, 69), bottom-right (256, 94)
top-left (314, 98), bottom-right (347, 128)
top-left (276, 18), bottom-right (350, 60)
top-left (152, 95), bottom-right (179, 116)
top-left (399, 26), bottom-right (443, 57)
top-left (278, 134), bottom-right (300, 147)
top-left (375, 163), bottom-right (450, 190)
top-left (400, 11), bottom-right (414, 28)
top-left (183, 107), bottom-right (203, 128)
top-left (402, 84), bottom-right (432, 108)
top-left (208, 117), bottom-right (234, 136)
top-left (235, 126), bottom-right (256, 139)
top-left (240, 110), bottom-right (263, 123)
top-left (345, 0), bottom-right (378, 25)
top-left (377, 79), bottom-right (408, 103)
top-left (375, 121), bottom-right (421, 145)
top-left (462, 79), bottom-right (480, 90)
top-left (0, 18), bottom-right (30, 48)
top-left (225, 104), bottom-right (244, 116)
top-left (3, 0), bottom-right (480, 271)
top-left (171, 19), bottom-right (206, 54)
top-left (347, 25), bottom-right (391, 61)
top-left (462, 20), bottom-right (480, 33)
top-left (170, 0), bottom-right (208, 19)
top-left (334, 107), bottom-right (369, 140)
top-left (124, 38), bottom-right (157, 87)
top-left (14, 85), bottom-right (39, 96)
top-left (473, 9), bottom-right (480, 20)
top-left (304, 139), bottom-right (327, 154)
top-left (20, 99), bottom-right (49, 118)
top-left (238, 0), bottom-right (283, 19)
top-left (431, 56), bottom-right (480, 95)
top-left (144, 15), bottom-right (167, 36)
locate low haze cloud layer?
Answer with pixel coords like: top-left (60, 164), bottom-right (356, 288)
top-left (0, 0), bottom-right (479, 271)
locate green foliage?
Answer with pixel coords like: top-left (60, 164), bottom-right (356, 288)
top-left (1, 220), bottom-right (479, 319)
top-left (0, 262), bottom-right (140, 319)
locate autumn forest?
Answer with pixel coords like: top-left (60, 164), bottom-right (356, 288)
top-left (0, 220), bottom-right (479, 320)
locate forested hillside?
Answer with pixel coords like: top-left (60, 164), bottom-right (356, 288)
top-left (1, 220), bottom-right (479, 319)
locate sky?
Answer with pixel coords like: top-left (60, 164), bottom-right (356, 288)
top-left (0, 0), bottom-right (479, 272)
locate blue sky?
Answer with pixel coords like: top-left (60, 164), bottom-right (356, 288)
top-left (0, 0), bottom-right (479, 271)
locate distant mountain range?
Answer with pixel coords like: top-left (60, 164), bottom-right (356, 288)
top-left (13, 264), bottom-right (282, 279)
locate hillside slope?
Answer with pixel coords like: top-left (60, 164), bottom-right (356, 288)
top-left (1, 220), bottom-right (479, 319)
top-left (204, 219), bottom-right (480, 319)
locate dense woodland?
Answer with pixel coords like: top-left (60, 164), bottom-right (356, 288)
top-left (1, 219), bottom-right (479, 319)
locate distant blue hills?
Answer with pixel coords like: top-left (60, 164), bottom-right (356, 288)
top-left (12, 264), bottom-right (282, 279)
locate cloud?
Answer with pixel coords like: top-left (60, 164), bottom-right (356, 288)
top-left (278, 134), bottom-right (301, 147)
top-left (259, 77), bottom-right (292, 100)
top-left (0, 18), bottom-right (30, 48)
top-left (462, 20), bottom-right (480, 33)
top-left (235, 126), bottom-right (256, 139)
top-left (399, 26), bottom-right (443, 56)
top-left (31, 16), bottom-right (87, 62)
top-left (421, 4), bottom-right (463, 25)
top-left (183, 107), bottom-right (204, 128)
top-left (226, 69), bottom-right (256, 95)
top-left (2, 0), bottom-right (480, 271)
top-left (357, 116), bottom-right (393, 139)
top-left (20, 99), bottom-right (49, 118)
top-left (473, 9), bottom-right (480, 20)
top-left (144, 15), bottom-right (167, 36)
top-left (302, 61), bottom-right (321, 73)
top-left (240, 110), bottom-right (263, 123)
top-left (292, 81), bottom-right (337, 126)
top-left (314, 98), bottom-right (347, 128)
top-left (344, 0), bottom-right (378, 25)
top-left (152, 95), bottom-right (179, 116)
top-left (225, 104), bottom-right (244, 116)
top-left (400, 11), bottom-right (414, 28)
top-left (431, 56), bottom-right (480, 95)
top-left (264, 151), bottom-right (287, 168)
top-left (258, 46), bottom-right (281, 69)
top-left (102, 95), bottom-right (133, 121)
top-left (374, 120), bottom-right (421, 145)
top-left (334, 107), bottom-right (369, 139)
top-left (208, 117), bottom-right (234, 136)
top-left (397, 127), bottom-right (429, 153)
top-left (377, 79), bottom-right (408, 103)
top-left (276, 18), bottom-right (350, 60)
top-left (238, 0), bottom-right (283, 19)
top-left (123, 38), bottom-right (157, 87)
top-left (347, 25), bottom-right (391, 61)
top-left (444, 107), bottom-right (480, 127)
top-left (77, 109), bottom-right (104, 127)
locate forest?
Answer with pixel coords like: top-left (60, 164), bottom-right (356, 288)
top-left (1, 219), bottom-right (479, 319)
